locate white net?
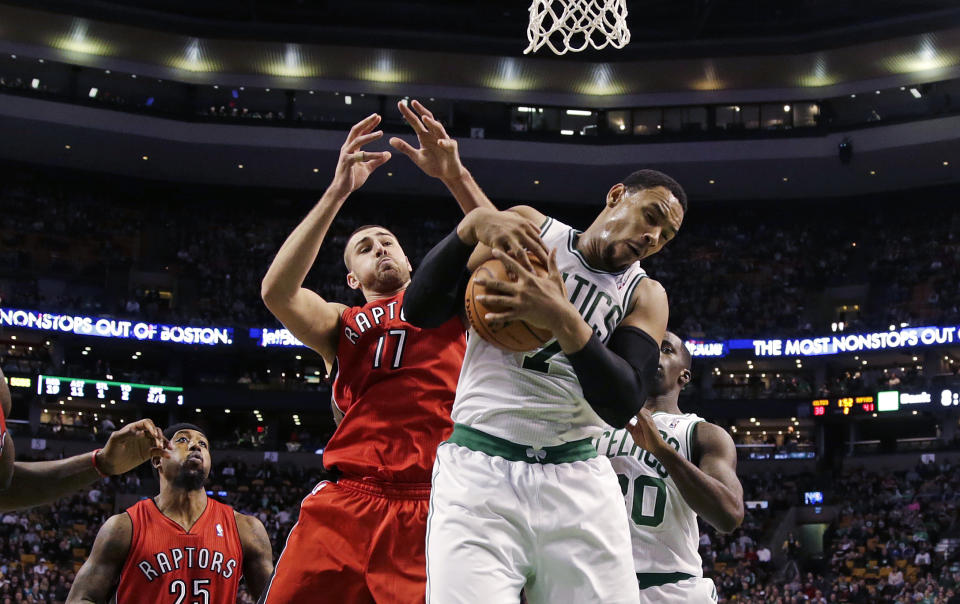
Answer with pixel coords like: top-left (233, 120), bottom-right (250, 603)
top-left (524, 0), bottom-right (630, 55)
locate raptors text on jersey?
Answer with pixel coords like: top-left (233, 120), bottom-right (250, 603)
top-left (117, 498), bottom-right (243, 604)
top-left (324, 290), bottom-right (466, 483)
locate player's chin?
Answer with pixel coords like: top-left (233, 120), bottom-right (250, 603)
top-left (175, 467), bottom-right (208, 489)
top-left (375, 270), bottom-right (407, 290)
top-left (604, 245), bottom-right (634, 271)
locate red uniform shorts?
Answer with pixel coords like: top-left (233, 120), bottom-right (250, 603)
top-left (261, 477), bottom-right (431, 604)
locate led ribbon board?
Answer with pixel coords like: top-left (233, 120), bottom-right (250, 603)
top-left (249, 328), bottom-right (307, 348)
top-left (0, 308), bottom-right (233, 346)
top-left (37, 375), bottom-right (184, 405)
top-left (689, 325), bottom-right (960, 358)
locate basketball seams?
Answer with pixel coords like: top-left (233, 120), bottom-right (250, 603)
top-left (465, 260), bottom-right (551, 352)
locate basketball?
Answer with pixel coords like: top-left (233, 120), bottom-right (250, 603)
top-left (464, 254), bottom-right (553, 353)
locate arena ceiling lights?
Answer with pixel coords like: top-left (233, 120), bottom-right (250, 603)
top-left (2, 4), bottom-right (960, 104)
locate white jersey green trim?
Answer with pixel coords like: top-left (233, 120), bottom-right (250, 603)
top-left (451, 216), bottom-right (647, 448)
top-left (595, 412), bottom-right (706, 578)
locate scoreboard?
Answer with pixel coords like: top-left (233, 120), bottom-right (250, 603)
top-left (811, 395), bottom-right (875, 416)
top-left (810, 389), bottom-right (946, 416)
top-left (37, 375), bottom-right (184, 406)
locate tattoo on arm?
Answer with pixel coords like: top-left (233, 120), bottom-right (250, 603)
top-left (66, 514), bottom-right (132, 604)
top-left (237, 512), bottom-right (274, 601)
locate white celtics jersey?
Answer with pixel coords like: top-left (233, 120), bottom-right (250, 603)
top-left (452, 216), bottom-right (647, 448)
top-left (594, 412), bottom-right (705, 577)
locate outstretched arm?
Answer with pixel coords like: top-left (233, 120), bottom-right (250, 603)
top-left (628, 416), bottom-right (744, 533)
top-left (261, 114), bottom-right (391, 367)
top-left (0, 419), bottom-right (169, 512)
top-left (390, 99), bottom-right (496, 215)
top-left (66, 513), bottom-right (132, 604)
top-left (236, 512), bottom-right (274, 600)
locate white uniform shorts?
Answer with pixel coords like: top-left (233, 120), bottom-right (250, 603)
top-left (425, 425), bottom-right (640, 604)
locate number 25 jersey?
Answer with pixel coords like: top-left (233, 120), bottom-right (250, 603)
top-left (116, 497), bottom-right (243, 604)
top-left (325, 290), bottom-right (467, 483)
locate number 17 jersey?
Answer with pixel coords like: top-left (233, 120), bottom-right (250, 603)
top-left (325, 290), bottom-right (466, 483)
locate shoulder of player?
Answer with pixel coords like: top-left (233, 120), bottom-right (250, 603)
top-left (692, 421), bottom-right (736, 461)
top-left (233, 511), bottom-right (270, 550)
top-left (621, 277), bottom-right (668, 340)
top-left (505, 205), bottom-right (547, 226)
top-left (95, 513), bottom-right (133, 560)
top-left (629, 277), bottom-right (667, 311)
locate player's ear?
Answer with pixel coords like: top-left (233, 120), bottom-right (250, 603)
top-left (405, 257), bottom-right (413, 272)
top-left (346, 272), bottom-right (361, 290)
top-left (679, 368), bottom-right (692, 388)
top-left (606, 183), bottom-right (625, 208)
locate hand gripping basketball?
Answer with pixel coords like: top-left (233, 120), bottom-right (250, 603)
top-left (466, 249), bottom-right (567, 352)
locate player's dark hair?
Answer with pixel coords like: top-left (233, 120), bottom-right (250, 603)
top-left (622, 169), bottom-right (688, 214)
top-left (163, 422), bottom-right (206, 441)
top-left (348, 224), bottom-right (392, 240)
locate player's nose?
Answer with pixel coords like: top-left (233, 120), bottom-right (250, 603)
top-left (640, 228), bottom-right (662, 249)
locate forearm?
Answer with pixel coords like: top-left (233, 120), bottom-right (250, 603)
top-left (442, 169), bottom-right (497, 214)
top-left (552, 306), bottom-right (595, 354)
top-left (403, 229), bottom-right (474, 327)
top-left (262, 188), bottom-right (347, 302)
top-left (653, 446), bottom-right (743, 533)
top-left (565, 326), bottom-right (658, 428)
top-left (0, 453), bottom-right (101, 511)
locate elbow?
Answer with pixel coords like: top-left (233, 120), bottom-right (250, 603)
top-left (401, 300), bottom-right (441, 329)
top-left (260, 278), bottom-right (287, 311)
top-left (260, 278), bottom-right (276, 305)
top-left (716, 503), bottom-right (745, 534)
top-left (598, 397), bottom-right (643, 430)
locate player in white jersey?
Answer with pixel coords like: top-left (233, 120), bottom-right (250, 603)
top-left (597, 330), bottom-right (744, 603)
top-left (394, 113), bottom-right (687, 604)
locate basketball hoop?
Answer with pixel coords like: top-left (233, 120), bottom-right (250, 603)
top-left (524, 0), bottom-right (630, 55)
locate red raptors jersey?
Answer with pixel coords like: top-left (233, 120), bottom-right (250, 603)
top-left (325, 290), bottom-right (466, 483)
top-left (117, 498), bottom-right (244, 604)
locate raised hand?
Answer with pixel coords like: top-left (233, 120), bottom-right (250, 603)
top-left (389, 100), bottom-right (464, 182)
top-left (625, 408), bottom-right (668, 456)
top-left (474, 248), bottom-right (569, 332)
top-left (329, 113), bottom-right (392, 198)
top-left (459, 208), bottom-right (550, 265)
top-left (96, 418), bottom-right (171, 476)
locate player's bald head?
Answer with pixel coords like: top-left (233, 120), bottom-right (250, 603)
top-left (664, 331), bottom-right (692, 370)
top-left (649, 330), bottom-right (692, 397)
